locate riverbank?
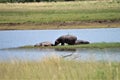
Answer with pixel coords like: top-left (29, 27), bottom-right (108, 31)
top-left (0, 56), bottom-right (120, 80)
top-left (0, 20), bottom-right (120, 30)
top-left (0, 1), bottom-right (120, 30)
top-left (19, 42), bottom-right (120, 49)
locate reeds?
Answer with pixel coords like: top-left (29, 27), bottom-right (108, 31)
top-left (0, 55), bottom-right (120, 80)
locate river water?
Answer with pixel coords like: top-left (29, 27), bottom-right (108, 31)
top-left (0, 28), bottom-right (120, 62)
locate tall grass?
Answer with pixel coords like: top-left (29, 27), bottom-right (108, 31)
top-left (0, 56), bottom-right (120, 80)
top-left (0, 1), bottom-right (120, 29)
top-left (0, 1), bottom-right (119, 23)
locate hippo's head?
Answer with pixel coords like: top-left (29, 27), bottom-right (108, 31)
top-left (54, 40), bottom-right (59, 46)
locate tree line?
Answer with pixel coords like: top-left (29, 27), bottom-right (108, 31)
top-left (1, 0), bottom-right (108, 3)
top-left (0, 0), bottom-right (79, 3)
top-left (0, 0), bottom-right (119, 3)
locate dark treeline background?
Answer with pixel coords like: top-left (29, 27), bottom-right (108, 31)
top-left (0, 0), bottom-right (101, 3)
top-left (0, 0), bottom-right (119, 3)
top-left (0, 0), bottom-right (58, 2)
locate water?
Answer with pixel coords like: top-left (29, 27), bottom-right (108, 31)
top-left (0, 28), bottom-right (120, 49)
top-left (0, 48), bottom-right (120, 62)
top-left (0, 28), bottom-right (120, 62)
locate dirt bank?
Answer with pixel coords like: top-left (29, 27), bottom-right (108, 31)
top-left (0, 20), bottom-right (120, 30)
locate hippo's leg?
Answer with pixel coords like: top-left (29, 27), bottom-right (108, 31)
top-left (61, 43), bottom-right (64, 45)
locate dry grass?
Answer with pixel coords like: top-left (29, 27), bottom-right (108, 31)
top-left (0, 1), bottom-right (120, 30)
top-left (0, 1), bottom-right (119, 11)
top-left (0, 55), bottom-right (120, 80)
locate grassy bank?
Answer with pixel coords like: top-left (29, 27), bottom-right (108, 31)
top-left (19, 42), bottom-right (120, 50)
top-left (0, 1), bottom-right (120, 30)
top-left (0, 56), bottom-right (120, 80)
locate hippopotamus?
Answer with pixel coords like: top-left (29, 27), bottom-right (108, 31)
top-left (54, 34), bottom-right (77, 46)
top-left (34, 41), bottom-right (54, 47)
top-left (75, 40), bottom-right (90, 45)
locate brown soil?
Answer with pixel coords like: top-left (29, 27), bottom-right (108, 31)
top-left (0, 20), bottom-right (120, 30)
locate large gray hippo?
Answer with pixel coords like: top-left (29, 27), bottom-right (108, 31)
top-left (54, 34), bottom-right (77, 46)
top-left (34, 41), bottom-right (54, 47)
top-left (75, 40), bottom-right (90, 45)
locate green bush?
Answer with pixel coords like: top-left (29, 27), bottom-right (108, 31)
top-left (0, 0), bottom-right (8, 3)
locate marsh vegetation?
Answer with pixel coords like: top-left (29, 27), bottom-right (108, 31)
top-left (0, 1), bottom-right (120, 79)
top-left (0, 1), bottom-right (120, 30)
top-left (20, 42), bottom-right (120, 49)
top-left (0, 56), bottom-right (120, 80)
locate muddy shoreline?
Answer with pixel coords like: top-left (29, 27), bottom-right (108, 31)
top-left (0, 20), bottom-right (120, 30)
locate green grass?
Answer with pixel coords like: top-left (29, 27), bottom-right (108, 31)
top-left (0, 1), bottom-right (120, 29)
top-left (0, 1), bottom-right (120, 23)
top-left (0, 10), bottom-right (119, 23)
top-left (0, 56), bottom-right (120, 80)
top-left (19, 42), bottom-right (120, 49)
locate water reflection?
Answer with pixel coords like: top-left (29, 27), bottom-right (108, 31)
top-left (74, 48), bottom-right (120, 62)
top-left (55, 48), bottom-right (76, 52)
top-left (0, 28), bottom-right (120, 62)
top-left (0, 48), bottom-right (120, 62)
